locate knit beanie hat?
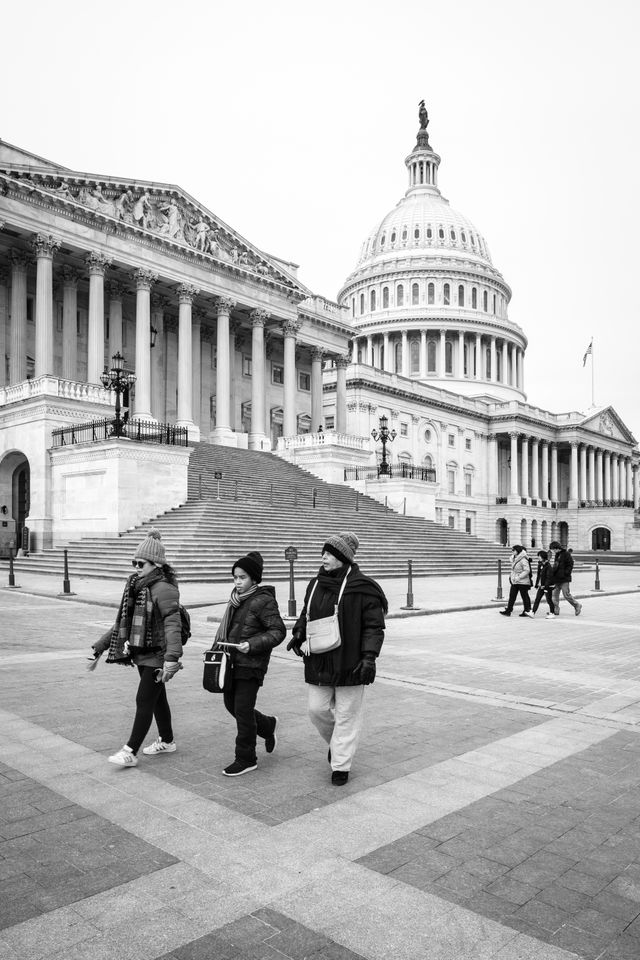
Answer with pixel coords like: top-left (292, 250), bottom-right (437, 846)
top-left (134, 528), bottom-right (166, 565)
top-left (232, 551), bottom-right (263, 583)
top-left (322, 531), bottom-right (359, 565)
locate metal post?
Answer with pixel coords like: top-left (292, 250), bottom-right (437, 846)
top-left (198, 474), bottom-right (202, 500)
top-left (312, 487), bottom-right (317, 509)
top-left (403, 497), bottom-right (406, 516)
top-left (8, 546), bottom-right (16, 588)
top-left (63, 548), bottom-right (71, 594)
top-left (594, 559), bottom-right (601, 591)
top-left (234, 480), bottom-right (238, 501)
top-left (284, 545), bottom-right (298, 617)
top-left (216, 478), bottom-right (221, 501)
top-left (270, 483), bottom-right (273, 506)
top-left (355, 490), bottom-right (359, 512)
top-left (494, 558), bottom-right (504, 601)
top-left (401, 559), bottom-right (415, 609)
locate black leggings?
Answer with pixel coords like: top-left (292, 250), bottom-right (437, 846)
top-left (127, 666), bottom-right (174, 754)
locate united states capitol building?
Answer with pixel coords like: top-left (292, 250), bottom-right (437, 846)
top-left (0, 104), bottom-right (638, 555)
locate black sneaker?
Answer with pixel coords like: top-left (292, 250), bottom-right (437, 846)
top-left (331, 770), bottom-right (349, 786)
top-left (327, 748), bottom-right (331, 763)
top-left (265, 717), bottom-right (278, 754)
top-left (223, 760), bottom-right (257, 777)
top-left (499, 610), bottom-right (511, 617)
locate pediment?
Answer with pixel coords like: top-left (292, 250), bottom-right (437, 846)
top-left (0, 150), bottom-right (309, 296)
top-left (579, 406), bottom-right (636, 444)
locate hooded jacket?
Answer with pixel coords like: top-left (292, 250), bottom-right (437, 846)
top-left (510, 550), bottom-right (532, 586)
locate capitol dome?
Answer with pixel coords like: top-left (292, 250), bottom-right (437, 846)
top-left (338, 104), bottom-right (527, 402)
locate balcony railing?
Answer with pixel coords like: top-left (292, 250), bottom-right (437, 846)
top-left (344, 463), bottom-right (436, 483)
top-left (579, 499), bottom-right (634, 509)
top-left (51, 417), bottom-right (189, 448)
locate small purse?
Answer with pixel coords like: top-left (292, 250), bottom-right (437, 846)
top-left (302, 567), bottom-right (351, 655)
top-left (202, 648), bottom-right (230, 693)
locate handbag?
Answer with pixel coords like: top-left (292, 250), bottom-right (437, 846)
top-left (202, 648), bottom-right (230, 693)
top-left (302, 567), bottom-right (351, 655)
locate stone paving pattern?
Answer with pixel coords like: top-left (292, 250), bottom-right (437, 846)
top-left (0, 570), bottom-right (639, 959)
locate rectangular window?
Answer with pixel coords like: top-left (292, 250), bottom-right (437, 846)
top-left (448, 514), bottom-right (455, 529)
top-left (465, 438), bottom-right (472, 451)
top-left (465, 474), bottom-right (472, 497)
top-left (447, 469), bottom-right (455, 495)
top-left (299, 372), bottom-right (310, 391)
top-left (242, 355), bottom-right (252, 377)
top-left (465, 516), bottom-right (472, 534)
top-left (448, 433), bottom-right (455, 447)
top-left (272, 364), bottom-right (284, 385)
top-left (325, 415), bottom-right (335, 430)
top-left (400, 422), bottom-right (408, 436)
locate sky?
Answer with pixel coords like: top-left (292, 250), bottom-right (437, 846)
top-left (2, 0), bottom-right (638, 439)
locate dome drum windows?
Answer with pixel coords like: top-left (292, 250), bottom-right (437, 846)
top-left (443, 282), bottom-right (450, 306)
top-left (410, 339), bottom-right (420, 374)
top-left (482, 290), bottom-right (488, 312)
top-left (471, 287), bottom-right (477, 309)
top-left (382, 286), bottom-right (389, 309)
top-left (427, 282), bottom-right (435, 305)
top-left (396, 284), bottom-right (404, 307)
top-left (438, 226), bottom-right (445, 240)
top-left (445, 340), bottom-right (453, 374)
top-left (458, 285), bottom-right (465, 307)
top-left (412, 283), bottom-right (419, 306)
top-left (370, 289), bottom-right (376, 311)
top-left (427, 340), bottom-right (436, 373)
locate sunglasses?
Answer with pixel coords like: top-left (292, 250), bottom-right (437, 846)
top-left (131, 560), bottom-right (147, 569)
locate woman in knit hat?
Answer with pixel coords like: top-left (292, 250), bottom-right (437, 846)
top-left (287, 532), bottom-right (387, 786)
top-left (90, 529), bottom-right (184, 767)
top-left (214, 551), bottom-right (286, 777)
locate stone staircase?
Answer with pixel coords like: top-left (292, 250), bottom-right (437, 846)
top-left (11, 443), bottom-right (510, 582)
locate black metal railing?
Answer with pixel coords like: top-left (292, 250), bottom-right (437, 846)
top-left (579, 499), bottom-right (634, 509)
top-left (344, 463), bottom-right (436, 482)
top-left (52, 417), bottom-right (189, 448)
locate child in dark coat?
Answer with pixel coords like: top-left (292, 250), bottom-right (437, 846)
top-left (531, 549), bottom-right (554, 616)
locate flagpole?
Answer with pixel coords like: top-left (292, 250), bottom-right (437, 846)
top-left (591, 337), bottom-right (595, 407)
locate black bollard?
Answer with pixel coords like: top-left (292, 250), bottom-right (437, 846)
top-left (284, 545), bottom-right (298, 617)
top-left (59, 548), bottom-right (76, 597)
top-left (594, 559), bottom-right (602, 591)
top-left (493, 558), bottom-right (504, 601)
top-left (8, 546), bottom-right (17, 588)
top-left (401, 559), bottom-right (415, 610)
top-left (355, 490), bottom-right (359, 512)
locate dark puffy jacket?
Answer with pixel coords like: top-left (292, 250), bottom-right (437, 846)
top-left (535, 560), bottom-right (554, 589)
top-left (551, 549), bottom-right (574, 584)
top-left (293, 564), bottom-right (387, 687)
top-left (226, 585), bottom-right (285, 682)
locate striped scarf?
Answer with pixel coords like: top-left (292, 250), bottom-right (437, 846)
top-left (106, 571), bottom-right (162, 663)
top-left (215, 585), bottom-right (259, 645)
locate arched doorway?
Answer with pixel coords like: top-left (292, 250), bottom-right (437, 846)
top-left (0, 451), bottom-right (30, 554)
top-left (270, 407), bottom-right (283, 448)
top-left (496, 518), bottom-right (508, 545)
top-left (520, 518), bottom-right (527, 546)
top-left (541, 519), bottom-right (548, 548)
top-left (530, 519), bottom-right (538, 549)
top-left (558, 521), bottom-right (569, 548)
top-left (591, 527), bottom-right (611, 551)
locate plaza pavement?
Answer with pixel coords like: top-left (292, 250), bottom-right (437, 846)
top-left (1, 565), bottom-right (640, 959)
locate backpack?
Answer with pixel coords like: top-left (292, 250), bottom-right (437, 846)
top-left (179, 604), bottom-right (191, 645)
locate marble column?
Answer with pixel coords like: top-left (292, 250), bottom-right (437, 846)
top-left (634, 465), bottom-right (640, 510)
top-left (61, 266), bottom-right (79, 381)
top-left (541, 441), bottom-right (549, 501)
top-left (570, 442), bottom-right (579, 502)
top-left (521, 436), bottom-right (529, 498)
top-left (164, 317), bottom-right (178, 421)
top-left (108, 280), bottom-right (125, 362)
top-left (190, 309), bottom-right (202, 431)
top-left (86, 252), bottom-right (111, 384)
top-left (487, 434), bottom-right (498, 498)
top-left (517, 349), bottom-right (524, 392)
top-left (310, 345), bottom-right (324, 434)
top-left (588, 447), bottom-right (596, 502)
top-left (618, 457), bottom-right (626, 501)
top-left (490, 337), bottom-right (496, 383)
top-left (0, 268), bottom-right (7, 388)
top-left (150, 295), bottom-right (167, 421)
top-left (501, 341), bottom-right (508, 384)
top-left (383, 332), bottom-right (391, 373)
top-left (509, 344), bottom-right (516, 386)
top-left (439, 330), bottom-right (445, 377)
top-left (132, 268), bottom-right (157, 420)
top-left (596, 448), bottom-right (603, 502)
top-left (176, 284), bottom-right (199, 432)
top-left (33, 234), bottom-right (60, 378)
top-left (419, 330), bottom-right (426, 377)
top-left (200, 327), bottom-right (214, 432)
top-left (531, 439), bottom-right (539, 499)
top-left (250, 309), bottom-right (269, 448)
top-left (335, 354), bottom-right (349, 433)
top-left (579, 444), bottom-right (587, 501)
top-left (282, 319), bottom-right (299, 437)
top-left (9, 250), bottom-right (29, 384)
top-left (509, 432), bottom-right (519, 497)
top-left (626, 459), bottom-right (633, 505)
top-left (604, 452), bottom-right (611, 501)
top-left (550, 444), bottom-right (558, 501)
top-left (402, 330), bottom-right (409, 376)
top-left (612, 455), bottom-right (620, 500)
top-left (458, 331), bottom-right (464, 377)
top-left (475, 333), bottom-right (481, 379)
top-left (211, 295), bottom-right (233, 440)
top-left (366, 335), bottom-right (373, 366)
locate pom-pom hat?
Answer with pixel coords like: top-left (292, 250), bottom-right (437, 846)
top-left (232, 551), bottom-right (263, 583)
top-left (322, 531), bottom-right (359, 565)
top-left (134, 528), bottom-right (166, 565)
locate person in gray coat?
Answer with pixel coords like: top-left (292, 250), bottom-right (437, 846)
top-left (499, 544), bottom-right (533, 617)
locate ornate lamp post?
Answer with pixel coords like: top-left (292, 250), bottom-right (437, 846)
top-left (100, 352), bottom-right (136, 438)
top-left (371, 415), bottom-right (396, 477)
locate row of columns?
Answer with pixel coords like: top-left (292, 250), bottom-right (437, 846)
top-left (489, 434), bottom-right (640, 506)
top-left (355, 330), bottom-right (524, 389)
top-left (1, 235), bottom-right (350, 438)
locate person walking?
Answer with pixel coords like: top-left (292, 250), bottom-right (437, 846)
top-left (215, 551), bottom-right (285, 777)
top-left (548, 540), bottom-right (582, 618)
top-left (531, 550), bottom-right (554, 616)
top-left (499, 544), bottom-right (534, 617)
top-left (287, 532), bottom-right (387, 786)
top-left (90, 529), bottom-right (183, 767)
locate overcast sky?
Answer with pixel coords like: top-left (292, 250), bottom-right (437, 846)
top-left (3, 0), bottom-right (638, 440)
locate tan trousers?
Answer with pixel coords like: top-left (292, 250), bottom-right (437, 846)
top-left (307, 683), bottom-right (366, 772)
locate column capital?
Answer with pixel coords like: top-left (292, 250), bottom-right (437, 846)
top-left (132, 268), bottom-right (158, 290)
top-left (192, 307), bottom-right (206, 324)
top-left (151, 293), bottom-right (171, 312)
top-left (0, 267), bottom-right (8, 286)
top-left (32, 233), bottom-right (61, 258)
top-left (10, 249), bottom-right (31, 270)
top-left (335, 353), bottom-right (350, 369)
top-left (487, 433), bottom-right (498, 442)
top-left (250, 308), bottom-right (269, 327)
top-left (215, 295), bottom-right (235, 313)
top-left (178, 283), bottom-right (200, 304)
top-left (108, 278), bottom-right (128, 299)
top-left (569, 440), bottom-right (579, 449)
top-left (311, 347), bottom-right (326, 362)
top-left (62, 265), bottom-right (80, 288)
top-left (282, 318), bottom-right (302, 338)
top-left (531, 436), bottom-right (540, 446)
top-left (86, 251), bottom-right (112, 275)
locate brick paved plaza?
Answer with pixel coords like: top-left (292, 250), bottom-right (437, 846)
top-left (1, 574), bottom-right (640, 960)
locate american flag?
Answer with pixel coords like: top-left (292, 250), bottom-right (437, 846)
top-left (582, 341), bottom-right (593, 366)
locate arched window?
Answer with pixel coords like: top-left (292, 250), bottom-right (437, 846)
top-left (401, 227), bottom-right (407, 241)
top-left (396, 284), bottom-right (404, 307)
top-left (450, 228), bottom-right (456, 241)
top-left (426, 226), bottom-right (433, 239)
top-left (496, 350), bottom-right (502, 381)
top-left (391, 230), bottom-right (396, 243)
top-left (483, 290), bottom-right (488, 312)
top-left (445, 340), bottom-right (453, 374)
top-left (443, 283), bottom-right (450, 305)
top-left (394, 341), bottom-right (402, 372)
top-left (458, 285), bottom-right (464, 306)
top-left (410, 339), bottom-right (420, 373)
top-left (438, 226), bottom-right (445, 239)
top-left (382, 286), bottom-right (389, 308)
top-left (463, 343), bottom-right (469, 376)
top-left (423, 454), bottom-right (433, 469)
top-left (493, 294), bottom-right (497, 314)
top-left (380, 234), bottom-right (386, 247)
top-left (427, 282), bottom-right (435, 305)
top-left (370, 289), bottom-right (376, 311)
top-left (427, 340), bottom-right (436, 373)
top-left (414, 226), bottom-right (420, 240)
top-left (470, 234), bottom-right (476, 248)
top-left (461, 231), bottom-right (467, 243)
top-left (360, 293), bottom-right (365, 314)
top-left (351, 298), bottom-right (355, 317)
top-left (412, 283), bottom-right (419, 305)
top-left (471, 287), bottom-right (477, 309)
top-left (485, 348), bottom-right (491, 379)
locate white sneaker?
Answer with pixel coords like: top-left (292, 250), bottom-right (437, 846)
top-left (575, 603), bottom-right (583, 617)
top-left (142, 738), bottom-right (177, 756)
top-left (108, 746), bottom-right (138, 767)
top-left (523, 611), bottom-right (535, 618)
top-left (545, 613), bottom-right (558, 620)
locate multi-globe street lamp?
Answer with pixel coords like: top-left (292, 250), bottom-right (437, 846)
top-left (100, 352), bottom-right (136, 438)
top-left (371, 415), bottom-right (396, 477)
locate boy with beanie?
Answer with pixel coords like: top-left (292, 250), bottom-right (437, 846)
top-left (288, 531), bottom-right (387, 786)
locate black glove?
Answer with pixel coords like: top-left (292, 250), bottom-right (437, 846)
top-left (352, 653), bottom-right (376, 685)
top-left (286, 635), bottom-right (303, 657)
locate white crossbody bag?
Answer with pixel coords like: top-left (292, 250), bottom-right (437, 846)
top-left (301, 567), bottom-right (351, 656)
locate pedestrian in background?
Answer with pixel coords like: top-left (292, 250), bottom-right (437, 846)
top-left (287, 532), bottom-right (387, 786)
top-left (531, 549), bottom-right (554, 617)
top-left (499, 544), bottom-right (533, 617)
top-left (91, 529), bottom-right (183, 767)
top-left (548, 540), bottom-right (582, 617)
top-left (216, 551), bottom-right (285, 777)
